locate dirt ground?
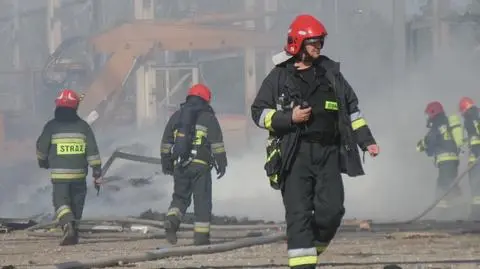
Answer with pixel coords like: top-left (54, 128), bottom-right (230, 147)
top-left (1, 230), bottom-right (480, 269)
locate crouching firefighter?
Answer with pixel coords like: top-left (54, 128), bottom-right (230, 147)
top-left (251, 14), bottom-right (379, 269)
top-left (417, 101), bottom-right (463, 210)
top-left (458, 97), bottom-right (480, 219)
top-left (160, 83), bottom-right (227, 246)
top-left (36, 89), bottom-right (102, 246)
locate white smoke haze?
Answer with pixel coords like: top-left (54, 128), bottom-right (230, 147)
top-left (1, 0), bottom-right (479, 224)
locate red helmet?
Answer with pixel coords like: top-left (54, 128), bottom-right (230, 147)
top-left (424, 101), bottom-right (444, 119)
top-left (459, 97), bottom-right (475, 114)
top-left (187, 83), bottom-right (211, 102)
top-left (55, 89), bottom-right (80, 109)
top-left (285, 14), bottom-right (328, 56)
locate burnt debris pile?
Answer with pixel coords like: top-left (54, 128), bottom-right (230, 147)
top-left (138, 209), bottom-right (276, 226)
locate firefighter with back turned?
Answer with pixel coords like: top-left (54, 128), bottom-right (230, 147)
top-left (458, 97), bottom-right (480, 219)
top-left (160, 83), bottom-right (227, 246)
top-left (250, 14), bottom-right (379, 269)
top-left (36, 88), bottom-right (102, 246)
top-left (416, 101), bottom-right (463, 211)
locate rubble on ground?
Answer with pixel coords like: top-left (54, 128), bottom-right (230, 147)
top-left (138, 209), bottom-right (277, 225)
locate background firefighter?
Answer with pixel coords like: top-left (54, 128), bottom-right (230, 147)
top-left (160, 83), bottom-right (227, 246)
top-left (458, 97), bottom-right (480, 219)
top-left (416, 101), bottom-right (463, 211)
top-left (250, 14), bottom-right (379, 269)
top-left (36, 89), bottom-right (102, 246)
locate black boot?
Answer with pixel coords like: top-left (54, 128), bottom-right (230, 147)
top-left (164, 215), bottom-right (180, 245)
top-left (193, 232), bottom-right (210, 246)
top-left (59, 222), bottom-right (75, 246)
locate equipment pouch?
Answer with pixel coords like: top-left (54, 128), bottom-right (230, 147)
top-left (264, 137), bottom-right (282, 190)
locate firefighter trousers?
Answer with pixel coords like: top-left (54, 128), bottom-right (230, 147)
top-left (434, 160), bottom-right (459, 210)
top-left (436, 160), bottom-right (459, 196)
top-left (52, 180), bottom-right (87, 226)
top-left (167, 162), bottom-right (212, 244)
top-left (282, 142), bottom-right (345, 269)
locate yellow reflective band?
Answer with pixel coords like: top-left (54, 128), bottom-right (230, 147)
top-left (56, 206), bottom-right (72, 221)
top-left (264, 110), bottom-right (276, 131)
top-left (194, 222), bottom-right (210, 234)
top-left (57, 143), bottom-right (86, 155)
top-left (167, 207), bottom-right (181, 217)
top-left (324, 101), bottom-right (338, 111)
top-left (469, 155), bottom-right (477, 164)
top-left (352, 118), bottom-right (367, 131)
top-left (211, 143), bottom-right (225, 154)
top-left (51, 173), bottom-right (86, 179)
top-left (288, 256), bottom-right (318, 267)
top-left (51, 138), bottom-right (85, 144)
top-left (194, 227), bottom-right (210, 233)
top-left (161, 143), bottom-right (173, 154)
top-left (436, 152), bottom-right (459, 164)
top-left (212, 147), bottom-right (225, 153)
top-left (471, 136), bottom-right (480, 146)
top-left (88, 159), bottom-right (102, 166)
top-left (192, 159), bottom-right (208, 165)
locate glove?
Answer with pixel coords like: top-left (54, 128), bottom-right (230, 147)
top-left (161, 157), bottom-right (174, 175)
top-left (216, 165), bottom-right (226, 179)
top-left (92, 167), bottom-right (102, 179)
top-left (416, 139), bottom-right (425, 152)
top-left (366, 144), bottom-right (379, 157)
top-left (92, 167), bottom-right (102, 195)
top-left (38, 159), bottom-right (49, 169)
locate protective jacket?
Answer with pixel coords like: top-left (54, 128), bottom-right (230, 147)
top-left (251, 55), bottom-right (376, 183)
top-left (417, 113), bottom-right (463, 165)
top-left (36, 107), bottom-right (102, 181)
top-left (463, 106), bottom-right (480, 164)
top-left (161, 96), bottom-right (227, 172)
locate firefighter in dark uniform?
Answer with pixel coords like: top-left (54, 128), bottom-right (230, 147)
top-left (458, 97), bottom-right (480, 219)
top-left (251, 14), bottom-right (379, 269)
top-left (416, 101), bottom-right (463, 210)
top-left (160, 83), bottom-right (227, 246)
top-left (36, 89), bottom-right (102, 246)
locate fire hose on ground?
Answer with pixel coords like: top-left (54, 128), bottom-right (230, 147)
top-left (24, 217), bottom-right (284, 243)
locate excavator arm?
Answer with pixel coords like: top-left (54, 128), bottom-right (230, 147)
top-left (77, 41), bottom-right (155, 123)
top-left (44, 17), bottom-right (277, 127)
